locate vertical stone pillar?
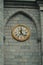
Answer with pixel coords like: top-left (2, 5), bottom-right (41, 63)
top-left (40, 5), bottom-right (43, 65)
top-left (0, 0), bottom-right (4, 65)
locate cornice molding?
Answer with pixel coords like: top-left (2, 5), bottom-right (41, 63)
top-left (4, 1), bottom-right (39, 9)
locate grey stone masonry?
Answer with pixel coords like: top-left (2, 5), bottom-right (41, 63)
top-left (0, 0), bottom-right (4, 65)
top-left (0, 0), bottom-right (43, 65)
top-left (40, 11), bottom-right (43, 65)
top-left (39, 1), bottom-right (43, 65)
top-left (4, 7), bottom-right (41, 65)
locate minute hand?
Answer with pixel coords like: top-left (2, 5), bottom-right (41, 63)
top-left (21, 28), bottom-right (27, 36)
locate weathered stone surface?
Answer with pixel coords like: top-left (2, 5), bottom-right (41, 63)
top-left (0, 0), bottom-right (4, 65)
top-left (0, 0), bottom-right (43, 65)
top-left (40, 11), bottom-right (43, 65)
top-left (4, 8), bottom-right (41, 65)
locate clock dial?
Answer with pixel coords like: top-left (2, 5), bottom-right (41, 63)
top-left (11, 24), bottom-right (30, 42)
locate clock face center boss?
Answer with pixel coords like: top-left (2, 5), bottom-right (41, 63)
top-left (11, 24), bottom-right (30, 42)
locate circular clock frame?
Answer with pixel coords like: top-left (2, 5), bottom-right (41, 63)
top-left (11, 24), bottom-right (30, 42)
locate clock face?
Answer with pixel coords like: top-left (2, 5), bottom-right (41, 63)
top-left (11, 24), bottom-right (30, 42)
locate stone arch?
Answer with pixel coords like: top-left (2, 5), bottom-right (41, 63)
top-left (5, 10), bottom-right (41, 41)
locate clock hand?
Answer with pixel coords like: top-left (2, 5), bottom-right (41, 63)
top-left (20, 27), bottom-right (27, 36)
top-left (19, 27), bottom-right (22, 35)
top-left (19, 27), bottom-right (27, 36)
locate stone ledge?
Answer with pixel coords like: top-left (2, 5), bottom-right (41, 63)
top-left (40, 7), bottom-right (43, 11)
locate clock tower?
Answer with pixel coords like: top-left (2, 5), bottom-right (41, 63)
top-left (0, 0), bottom-right (43, 65)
